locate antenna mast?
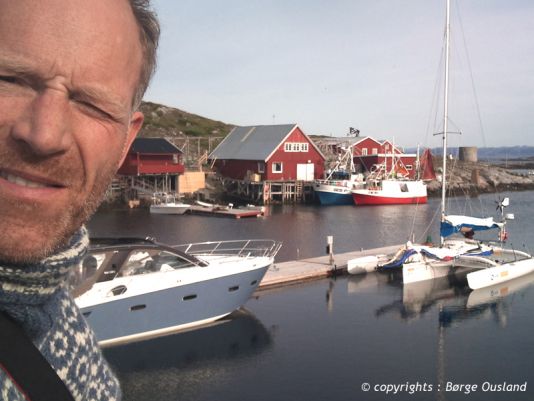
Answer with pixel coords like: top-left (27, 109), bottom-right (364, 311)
top-left (440, 0), bottom-right (451, 246)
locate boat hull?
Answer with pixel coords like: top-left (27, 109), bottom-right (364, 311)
top-left (79, 264), bottom-right (270, 346)
top-left (315, 190), bottom-right (354, 205)
top-left (352, 193), bottom-right (427, 205)
top-left (466, 258), bottom-right (534, 290)
top-left (403, 261), bottom-right (454, 284)
top-left (314, 180), bottom-right (362, 205)
top-left (150, 204), bottom-right (191, 215)
top-left (352, 180), bottom-right (428, 205)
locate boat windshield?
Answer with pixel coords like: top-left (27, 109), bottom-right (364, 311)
top-left (118, 250), bottom-right (197, 276)
top-left (69, 248), bottom-right (198, 290)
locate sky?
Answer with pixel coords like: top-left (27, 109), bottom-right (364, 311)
top-left (145, 0), bottom-right (534, 148)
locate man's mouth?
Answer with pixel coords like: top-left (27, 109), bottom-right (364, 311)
top-left (0, 170), bottom-right (63, 189)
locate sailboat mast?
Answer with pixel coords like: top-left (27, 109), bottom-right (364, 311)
top-left (440, 0), bottom-right (451, 245)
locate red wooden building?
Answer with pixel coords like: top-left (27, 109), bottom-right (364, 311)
top-left (117, 138), bottom-right (185, 195)
top-left (209, 124), bottom-right (325, 181)
top-left (351, 136), bottom-right (418, 179)
top-left (118, 137), bottom-right (184, 176)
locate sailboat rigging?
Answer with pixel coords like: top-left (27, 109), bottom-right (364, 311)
top-left (349, 0), bottom-right (534, 289)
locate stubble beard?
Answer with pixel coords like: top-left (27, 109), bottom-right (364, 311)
top-left (0, 146), bottom-right (117, 265)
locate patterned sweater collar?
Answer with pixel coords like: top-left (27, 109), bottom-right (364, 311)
top-left (0, 227), bottom-right (89, 305)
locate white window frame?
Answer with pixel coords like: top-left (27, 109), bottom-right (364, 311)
top-left (362, 148), bottom-right (368, 156)
top-left (283, 142), bottom-right (309, 152)
top-left (372, 148), bottom-right (378, 155)
top-left (272, 162), bottom-right (283, 173)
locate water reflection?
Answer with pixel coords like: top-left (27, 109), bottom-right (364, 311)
top-left (440, 271), bottom-right (534, 328)
top-left (353, 269), bottom-right (534, 328)
top-left (104, 309), bottom-right (272, 401)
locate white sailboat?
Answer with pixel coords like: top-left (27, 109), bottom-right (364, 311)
top-left (347, 0), bottom-right (534, 288)
top-left (402, 0), bottom-right (534, 289)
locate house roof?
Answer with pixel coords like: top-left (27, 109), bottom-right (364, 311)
top-left (209, 124), bottom-right (298, 160)
top-left (129, 138), bottom-right (182, 154)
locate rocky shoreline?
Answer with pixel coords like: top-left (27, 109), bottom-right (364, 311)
top-left (426, 158), bottom-right (534, 196)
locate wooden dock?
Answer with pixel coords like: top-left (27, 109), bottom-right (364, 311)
top-left (258, 244), bottom-right (401, 290)
top-left (189, 205), bottom-right (264, 219)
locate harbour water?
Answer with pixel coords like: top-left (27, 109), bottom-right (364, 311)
top-left (88, 191), bottom-right (534, 401)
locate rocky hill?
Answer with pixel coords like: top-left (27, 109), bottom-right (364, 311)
top-left (138, 101), bottom-right (234, 139)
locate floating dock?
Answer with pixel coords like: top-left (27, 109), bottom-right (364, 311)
top-left (189, 205), bottom-right (264, 219)
top-left (258, 244), bottom-right (401, 290)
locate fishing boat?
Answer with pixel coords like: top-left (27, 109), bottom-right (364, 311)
top-left (149, 193), bottom-right (191, 215)
top-left (314, 144), bottom-right (364, 205)
top-left (351, 150), bottom-right (429, 205)
top-left (71, 237), bottom-right (281, 346)
top-left (351, 179), bottom-right (427, 205)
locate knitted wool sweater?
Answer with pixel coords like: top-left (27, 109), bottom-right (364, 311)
top-left (0, 227), bottom-right (121, 401)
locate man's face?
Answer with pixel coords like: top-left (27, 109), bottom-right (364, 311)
top-left (0, 0), bottom-right (144, 263)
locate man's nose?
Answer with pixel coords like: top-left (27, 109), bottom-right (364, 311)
top-left (10, 89), bottom-right (73, 156)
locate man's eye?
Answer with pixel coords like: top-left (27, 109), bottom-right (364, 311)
top-left (76, 101), bottom-right (114, 120)
top-left (0, 75), bottom-right (20, 84)
top-left (0, 75), bottom-right (34, 95)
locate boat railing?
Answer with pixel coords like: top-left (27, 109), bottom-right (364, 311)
top-left (173, 240), bottom-right (282, 259)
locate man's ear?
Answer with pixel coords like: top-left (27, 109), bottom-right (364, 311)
top-left (119, 111), bottom-right (144, 166)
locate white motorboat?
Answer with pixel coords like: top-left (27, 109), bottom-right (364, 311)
top-left (150, 193), bottom-right (191, 215)
top-left (71, 237), bottom-right (281, 346)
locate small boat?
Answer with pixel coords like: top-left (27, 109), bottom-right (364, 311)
top-left (71, 237), bottom-right (282, 346)
top-left (314, 144), bottom-right (365, 205)
top-left (150, 193), bottom-right (191, 215)
top-left (351, 179), bottom-right (427, 205)
top-left (195, 200), bottom-right (232, 211)
top-left (351, 149), bottom-right (429, 205)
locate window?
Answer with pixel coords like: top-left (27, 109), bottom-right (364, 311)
top-left (284, 142), bottom-right (309, 152)
top-left (272, 162), bottom-right (283, 173)
top-left (120, 250), bottom-right (195, 277)
top-left (258, 162), bottom-right (265, 173)
top-left (372, 148), bottom-right (378, 155)
top-left (362, 148), bottom-right (368, 156)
